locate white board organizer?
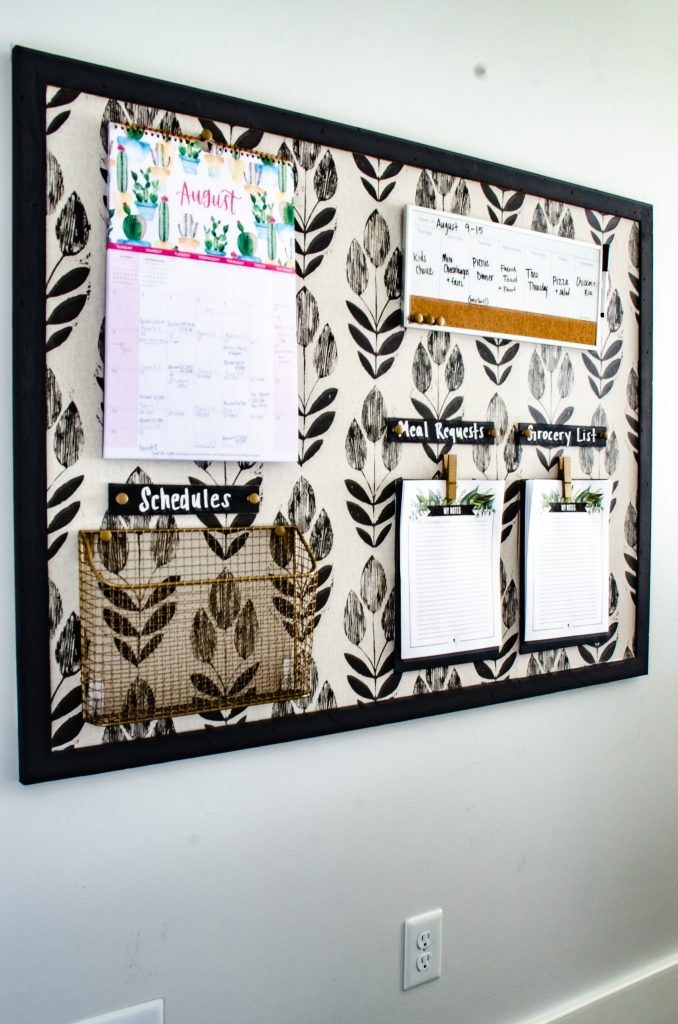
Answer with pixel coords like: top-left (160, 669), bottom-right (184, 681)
top-left (402, 205), bottom-right (603, 351)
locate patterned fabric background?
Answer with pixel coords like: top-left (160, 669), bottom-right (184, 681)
top-left (44, 87), bottom-right (640, 751)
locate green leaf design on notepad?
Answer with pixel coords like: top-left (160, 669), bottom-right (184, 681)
top-left (410, 487), bottom-right (495, 520)
top-left (542, 487), bottom-right (603, 509)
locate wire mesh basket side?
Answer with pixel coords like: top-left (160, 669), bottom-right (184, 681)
top-left (78, 526), bottom-right (317, 725)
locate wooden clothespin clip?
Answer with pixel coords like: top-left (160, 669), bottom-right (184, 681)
top-left (443, 453), bottom-right (457, 501)
top-left (559, 455), bottom-right (572, 501)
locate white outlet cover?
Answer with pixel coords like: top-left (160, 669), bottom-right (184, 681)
top-left (403, 909), bottom-right (442, 990)
top-left (72, 999), bottom-right (163, 1024)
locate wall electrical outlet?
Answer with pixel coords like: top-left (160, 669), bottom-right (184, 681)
top-left (403, 909), bottom-right (442, 990)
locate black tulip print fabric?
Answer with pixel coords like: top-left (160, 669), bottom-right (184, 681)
top-left (42, 85), bottom-right (640, 752)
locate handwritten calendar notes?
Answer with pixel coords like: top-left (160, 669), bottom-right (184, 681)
top-left (398, 480), bottom-right (504, 665)
top-left (403, 205), bottom-right (603, 349)
top-left (103, 123), bottom-right (297, 462)
top-left (523, 478), bottom-right (612, 646)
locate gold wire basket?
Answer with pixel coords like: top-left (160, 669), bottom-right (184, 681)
top-left (78, 525), bottom-right (317, 726)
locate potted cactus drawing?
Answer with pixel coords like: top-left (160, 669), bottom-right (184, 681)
top-left (279, 197), bottom-right (295, 227)
top-left (250, 190), bottom-right (273, 227)
top-left (116, 145), bottom-right (129, 192)
top-left (275, 196), bottom-right (294, 265)
top-left (249, 191), bottom-right (278, 259)
top-left (178, 138), bottom-right (201, 173)
top-left (243, 160), bottom-right (264, 190)
top-left (204, 150), bottom-right (225, 179)
top-left (117, 126), bottom-right (151, 164)
top-left (120, 203), bottom-right (147, 244)
top-left (280, 197), bottom-right (292, 226)
top-left (266, 217), bottom-right (277, 260)
top-left (228, 151), bottom-right (245, 183)
top-left (257, 156), bottom-right (279, 189)
top-left (177, 213), bottom-right (200, 252)
top-left (150, 139), bottom-right (173, 182)
top-left (156, 196), bottom-right (171, 248)
top-left (236, 221), bottom-right (257, 258)
top-left (131, 167), bottom-right (160, 220)
top-left (204, 217), bottom-right (229, 254)
top-left (113, 144), bottom-right (134, 214)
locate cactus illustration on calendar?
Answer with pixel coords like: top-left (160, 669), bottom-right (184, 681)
top-left (121, 204), bottom-right (147, 244)
top-left (114, 145), bottom-right (133, 215)
top-left (150, 139), bottom-right (173, 183)
top-left (204, 151), bottom-right (225, 178)
top-left (116, 146), bottom-right (128, 192)
top-left (131, 167), bottom-right (159, 220)
top-left (178, 138), bottom-right (201, 173)
top-left (249, 193), bottom-right (278, 261)
top-left (177, 213), bottom-right (200, 252)
top-left (117, 126), bottom-right (151, 164)
top-left (250, 190), bottom-right (273, 228)
top-left (236, 221), bottom-right (257, 258)
top-left (156, 196), bottom-right (171, 248)
top-left (204, 216), bottom-right (229, 255)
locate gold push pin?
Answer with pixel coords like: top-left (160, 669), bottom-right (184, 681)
top-left (392, 422), bottom-right (404, 436)
top-left (247, 492), bottom-right (260, 505)
top-left (412, 313), bottom-right (424, 324)
top-left (436, 316), bottom-right (446, 327)
top-left (521, 426), bottom-right (533, 439)
top-left (426, 314), bottom-right (435, 325)
top-left (489, 428), bottom-right (498, 439)
top-left (115, 492), bottom-right (129, 506)
top-left (200, 129), bottom-right (213, 142)
top-left (602, 430), bottom-right (609, 440)
top-left (274, 525), bottom-right (286, 537)
top-left (99, 529), bottom-right (112, 542)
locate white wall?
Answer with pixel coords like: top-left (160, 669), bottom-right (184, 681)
top-left (2, 3), bottom-right (678, 1023)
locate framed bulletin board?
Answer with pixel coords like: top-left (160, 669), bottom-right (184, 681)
top-left (13, 47), bottom-right (651, 783)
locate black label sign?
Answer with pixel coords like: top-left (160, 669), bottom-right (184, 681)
top-left (387, 417), bottom-right (495, 444)
top-left (518, 422), bottom-right (607, 448)
top-left (547, 503), bottom-right (587, 513)
top-left (107, 483), bottom-right (259, 517)
top-left (427, 505), bottom-right (475, 517)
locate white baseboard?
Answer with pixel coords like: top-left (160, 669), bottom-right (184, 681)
top-left (521, 950), bottom-right (678, 1024)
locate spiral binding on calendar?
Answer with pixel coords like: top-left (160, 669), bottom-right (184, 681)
top-left (112, 121), bottom-right (292, 166)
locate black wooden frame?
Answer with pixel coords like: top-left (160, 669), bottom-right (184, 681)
top-left (13, 46), bottom-right (653, 783)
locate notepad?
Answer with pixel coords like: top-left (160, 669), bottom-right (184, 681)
top-left (397, 479), bottom-right (504, 666)
top-left (522, 478), bottom-right (611, 647)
